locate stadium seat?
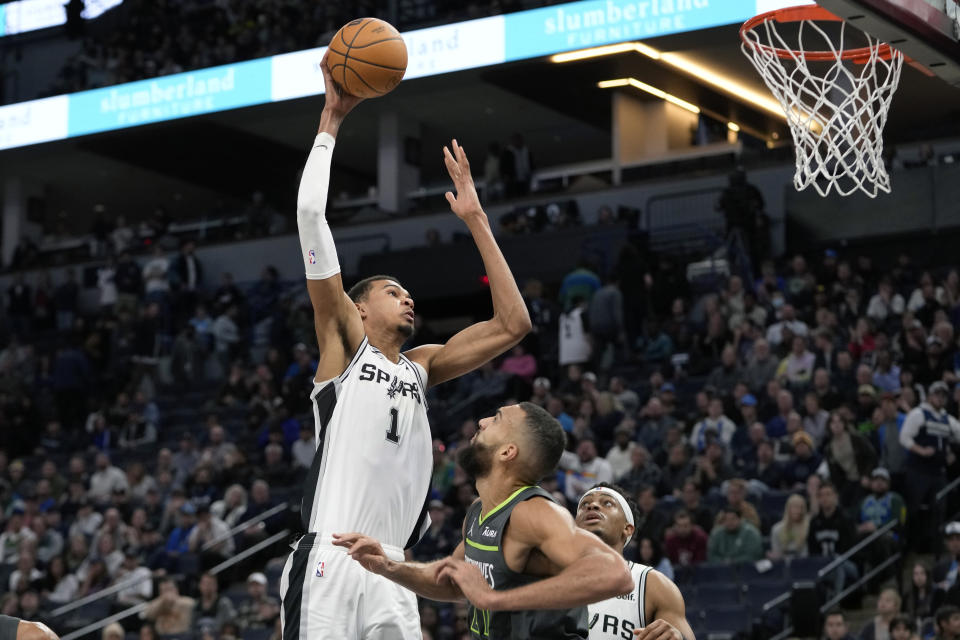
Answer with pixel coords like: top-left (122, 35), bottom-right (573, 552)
top-left (702, 605), bottom-right (750, 637)
top-left (787, 556), bottom-right (830, 582)
top-left (743, 580), bottom-right (790, 611)
top-left (695, 583), bottom-right (742, 607)
top-left (738, 559), bottom-right (786, 583)
top-left (241, 629), bottom-right (272, 640)
top-left (694, 562), bottom-right (738, 584)
top-left (759, 491), bottom-right (791, 519)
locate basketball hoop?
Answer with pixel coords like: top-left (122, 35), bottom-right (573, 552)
top-left (740, 5), bottom-right (904, 198)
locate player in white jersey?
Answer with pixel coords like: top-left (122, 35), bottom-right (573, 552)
top-left (576, 484), bottom-right (695, 640)
top-left (279, 51), bottom-right (532, 640)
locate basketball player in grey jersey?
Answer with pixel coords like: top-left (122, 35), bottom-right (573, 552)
top-left (0, 616), bottom-right (58, 640)
top-left (334, 403), bottom-right (633, 639)
top-left (576, 483), bottom-right (694, 640)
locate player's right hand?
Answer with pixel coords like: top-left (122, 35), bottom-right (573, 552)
top-left (319, 50), bottom-right (364, 119)
top-left (332, 533), bottom-right (390, 575)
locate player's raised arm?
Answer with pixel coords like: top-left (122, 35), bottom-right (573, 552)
top-left (438, 498), bottom-right (634, 611)
top-left (333, 533), bottom-right (466, 603)
top-left (298, 51), bottom-right (365, 378)
top-left (405, 140), bottom-right (531, 386)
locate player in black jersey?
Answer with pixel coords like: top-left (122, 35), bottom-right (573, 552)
top-left (0, 616), bottom-right (58, 640)
top-left (335, 402), bottom-right (633, 639)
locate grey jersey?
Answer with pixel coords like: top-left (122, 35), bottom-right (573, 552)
top-left (463, 486), bottom-right (588, 639)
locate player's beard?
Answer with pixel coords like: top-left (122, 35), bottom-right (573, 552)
top-left (457, 441), bottom-right (494, 479)
top-left (398, 322), bottom-right (414, 338)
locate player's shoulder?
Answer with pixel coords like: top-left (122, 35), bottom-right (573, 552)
top-left (510, 495), bottom-right (573, 533)
top-left (402, 344), bottom-right (440, 371)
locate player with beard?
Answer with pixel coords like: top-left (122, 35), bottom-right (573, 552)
top-left (576, 483), bottom-right (695, 640)
top-left (334, 402), bottom-right (633, 639)
top-left (283, 53), bottom-right (532, 640)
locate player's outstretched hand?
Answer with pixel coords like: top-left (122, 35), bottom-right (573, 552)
top-left (320, 50), bottom-right (364, 119)
top-left (332, 533), bottom-right (390, 575)
top-left (443, 139), bottom-right (484, 222)
top-left (633, 619), bottom-right (685, 640)
top-left (436, 558), bottom-right (499, 610)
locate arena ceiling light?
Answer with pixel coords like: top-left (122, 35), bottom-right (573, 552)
top-left (554, 41), bottom-right (785, 119)
top-left (597, 78), bottom-right (700, 114)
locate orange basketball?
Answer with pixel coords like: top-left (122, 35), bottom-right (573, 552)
top-left (327, 18), bottom-right (407, 99)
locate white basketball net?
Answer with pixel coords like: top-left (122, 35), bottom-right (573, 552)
top-left (741, 12), bottom-right (904, 198)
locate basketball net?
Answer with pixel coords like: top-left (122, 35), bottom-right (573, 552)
top-left (741, 6), bottom-right (904, 198)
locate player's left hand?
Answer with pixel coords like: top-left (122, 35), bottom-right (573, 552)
top-left (436, 558), bottom-right (500, 610)
top-left (443, 140), bottom-right (484, 221)
top-left (633, 619), bottom-right (684, 639)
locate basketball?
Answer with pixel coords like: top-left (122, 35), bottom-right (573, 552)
top-left (327, 17), bottom-right (407, 99)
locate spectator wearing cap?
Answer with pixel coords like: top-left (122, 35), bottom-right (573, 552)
top-left (236, 572), bottom-right (280, 630)
top-left (857, 384), bottom-right (880, 424)
top-left (935, 522), bottom-right (960, 592)
top-left (142, 577), bottom-right (196, 635)
top-left (193, 572), bottom-right (237, 633)
top-left (157, 501), bottom-right (196, 571)
top-left (707, 506), bottom-right (762, 563)
top-left (823, 411), bottom-right (877, 507)
top-left (900, 382), bottom-right (960, 552)
top-left (858, 467), bottom-right (906, 587)
top-left (605, 421), bottom-right (639, 480)
top-left (114, 546), bottom-right (153, 607)
top-left (691, 397), bottom-right (737, 453)
top-left (744, 339), bottom-right (779, 394)
top-left (777, 335), bottom-right (816, 389)
top-left (918, 335), bottom-right (950, 388)
top-left (563, 438), bottom-right (613, 503)
top-left (188, 501), bottom-right (233, 564)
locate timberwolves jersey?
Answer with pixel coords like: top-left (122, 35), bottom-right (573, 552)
top-left (300, 336), bottom-right (432, 549)
top-left (587, 562), bottom-right (651, 639)
top-left (463, 486), bottom-right (588, 639)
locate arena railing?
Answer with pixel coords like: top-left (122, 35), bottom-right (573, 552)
top-left (60, 602), bottom-right (149, 640)
top-left (201, 501), bottom-right (289, 552)
top-left (209, 528), bottom-right (291, 577)
top-left (50, 572), bottom-right (154, 618)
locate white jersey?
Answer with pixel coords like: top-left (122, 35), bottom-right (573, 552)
top-left (559, 307), bottom-right (591, 366)
top-left (300, 336), bottom-right (433, 549)
top-left (588, 562), bottom-right (651, 639)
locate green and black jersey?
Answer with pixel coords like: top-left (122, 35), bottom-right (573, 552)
top-left (463, 485), bottom-right (588, 640)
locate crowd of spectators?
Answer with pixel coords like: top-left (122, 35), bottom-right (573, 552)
top-left (1, 224), bottom-right (960, 640)
top-left (37, 0), bottom-right (564, 104)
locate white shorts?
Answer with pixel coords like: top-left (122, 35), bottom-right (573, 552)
top-left (279, 532), bottom-right (421, 640)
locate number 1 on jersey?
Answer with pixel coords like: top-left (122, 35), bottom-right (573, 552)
top-left (386, 407), bottom-right (400, 444)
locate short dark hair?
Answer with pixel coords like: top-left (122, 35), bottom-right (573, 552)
top-left (936, 605), bottom-right (960, 627)
top-left (888, 614), bottom-right (914, 634)
top-left (818, 480), bottom-right (837, 493)
top-left (517, 402), bottom-right (566, 482)
top-left (824, 607), bottom-right (845, 622)
top-left (673, 509), bottom-right (691, 524)
top-left (636, 483), bottom-right (656, 498)
top-left (347, 275), bottom-right (403, 303)
top-left (588, 482), bottom-right (640, 527)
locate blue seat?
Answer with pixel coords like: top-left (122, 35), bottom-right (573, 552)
top-left (242, 630), bottom-right (272, 640)
top-left (696, 583), bottom-right (742, 607)
top-left (760, 491), bottom-right (791, 518)
top-left (788, 556), bottom-right (830, 582)
top-left (743, 580), bottom-right (790, 611)
top-left (702, 605), bottom-right (751, 636)
top-left (693, 562), bottom-right (737, 584)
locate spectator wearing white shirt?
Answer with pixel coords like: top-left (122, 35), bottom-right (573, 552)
top-left (68, 500), bottom-right (103, 540)
top-left (210, 485), bottom-right (248, 528)
top-left (187, 502), bottom-right (234, 559)
top-left (866, 279), bottom-right (905, 324)
top-left (777, 335), bottom-right (816, 388)
top-left (111, 216), bottom-right (135, 254)
top-left (213, 306), bottom-right (241, 367)
top-left (564, 438), bottom-right (613, 503)
top-left (97, 259), bottom-right (118, 313)
top-left (8, 550), bottom-right (43, 593)
top-left (766, 304), bottom-right (809, 346)
top-left (0, 509), bottom-right (37, 565)
top-left (605, 422), bottom-right (638, 480)
top-left (89, 453), bottom-right (129, 504)
top-left (691, 397), bottom-right (737, 453)
top-left (292, 425), bottom-right (316, 470)
top-left (142, 246), bottom-right (170, 298)
top-left (114, 547), bottom-right (154, 606)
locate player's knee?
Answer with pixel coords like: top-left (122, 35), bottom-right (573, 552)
top-left (19, 621), bottom-right (59, 640)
